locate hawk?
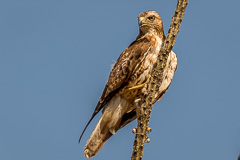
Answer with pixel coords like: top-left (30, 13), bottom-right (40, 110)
top-left (79, 10), bottom-right (177, 158)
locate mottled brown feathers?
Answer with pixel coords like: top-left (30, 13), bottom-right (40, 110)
top-left (97, 36), bottom-right (154, 112)
top-left (79, 10), bottom-right (178, 158)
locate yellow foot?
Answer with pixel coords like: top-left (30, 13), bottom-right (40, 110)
top-left (127, 84), bottom-right (145, 91)
top-left (127, 75), bottom-right (152, 91)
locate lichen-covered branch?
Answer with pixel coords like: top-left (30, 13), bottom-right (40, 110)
top-left (131, 0), bottom-right (188, 160)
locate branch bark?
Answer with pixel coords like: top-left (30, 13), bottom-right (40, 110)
top-left (131, 0), bottom-right (188, 160)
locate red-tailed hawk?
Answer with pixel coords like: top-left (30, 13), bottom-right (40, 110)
top-left (79, 10), bottom-right (177, 158)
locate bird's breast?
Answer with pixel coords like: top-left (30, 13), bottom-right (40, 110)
top-left (120, 36), bottom-right (163, 100)
top-left (134, 36), bottom-right (162, 85)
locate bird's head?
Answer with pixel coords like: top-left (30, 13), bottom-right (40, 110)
top-left (138, 11), bottom-right (164, 36)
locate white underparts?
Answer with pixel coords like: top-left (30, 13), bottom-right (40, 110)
top-left (156, 51), bottom-right (177, 99)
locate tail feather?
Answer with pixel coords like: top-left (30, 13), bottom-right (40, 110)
top-left (84, 116), bottom-right (113, 158)
top-left (83, 95), bottom-right (134, 158)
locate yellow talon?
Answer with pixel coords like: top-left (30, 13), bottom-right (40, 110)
top-left (127, 75), bottom-right (152, 91)
top-left (127, 84), bottom-right (145, 90)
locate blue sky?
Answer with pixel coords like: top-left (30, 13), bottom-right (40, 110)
top-left (0, 0), bottom-right (240, 160)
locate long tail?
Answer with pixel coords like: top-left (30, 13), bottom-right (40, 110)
top-left (84, 95), bottom-right (134, 158)
top-left (84, 115), bottom-right (113, 158)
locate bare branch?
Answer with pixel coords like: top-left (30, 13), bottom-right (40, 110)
top-left (131, 0), bottom-right (188, 159)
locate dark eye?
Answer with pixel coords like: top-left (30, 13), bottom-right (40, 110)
top-left (148, 16), bottom-right (155, 21)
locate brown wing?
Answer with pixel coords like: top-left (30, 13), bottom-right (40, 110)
top-left (78, 36), bottom-right (153, 143)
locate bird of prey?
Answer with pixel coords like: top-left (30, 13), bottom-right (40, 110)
top-left (79, 10), bottom-right (178, 158)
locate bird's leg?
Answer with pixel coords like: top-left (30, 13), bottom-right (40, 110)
top-left (127, 75), bottom-right (151, 91)
top-left (127, 84), bottom-right (144, 90)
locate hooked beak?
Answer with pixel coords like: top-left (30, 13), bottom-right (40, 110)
top-left (138, 17), bottom-right (146, 27)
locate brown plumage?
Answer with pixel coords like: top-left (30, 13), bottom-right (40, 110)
top-left (79, 10), bottom-right (178, 158)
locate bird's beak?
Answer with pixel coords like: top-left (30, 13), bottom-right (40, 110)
top-left (139, 17), bottom-right (146, 27)
top-left (139, 17), bottom-right (145, 22)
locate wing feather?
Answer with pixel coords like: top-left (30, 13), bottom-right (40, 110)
top-left (97, 36), bottom-right (153, 112)
top-left (78, 36), bottom-right (153, 143)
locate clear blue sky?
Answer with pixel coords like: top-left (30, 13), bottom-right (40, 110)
top-left (0, 0), bottom-right (240, 160)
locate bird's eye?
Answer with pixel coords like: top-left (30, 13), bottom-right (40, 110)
top-left (148, 16), bottom-right (155, 21)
